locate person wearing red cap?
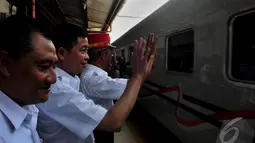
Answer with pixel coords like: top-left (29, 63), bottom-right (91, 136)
top-left (79, 33), bottom-right (127, 143)
top-left (79, 32), bottom-right (157, 143)
top-left (80, 32), bottom-right (127, 111)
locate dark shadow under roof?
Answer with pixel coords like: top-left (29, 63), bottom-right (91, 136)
top-left (7, 0), bottom-right (125, 32)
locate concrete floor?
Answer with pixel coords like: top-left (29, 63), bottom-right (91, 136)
top-left (113, 104), bottom-right (182, 143)
top-left (114, 122), bottom-right (143, 143)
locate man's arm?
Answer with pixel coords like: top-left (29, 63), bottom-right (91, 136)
top-left (36, 86), bottom-right (108, 140)
top-left (96, 75), bottom-right (142, 132)
top-left (96, 34), bottom-right (158, 132)
top-left (80, 75), bottom-right (128, 100)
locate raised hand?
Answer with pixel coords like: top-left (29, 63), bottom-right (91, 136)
top-left (145, 33), bottom-right (158, 79)
top-left (147, 33), bottom-right (158, 61)
top-left (131, 37), bottom-right (149, 80)
top-left (130, 33), bottom-right (158, 81)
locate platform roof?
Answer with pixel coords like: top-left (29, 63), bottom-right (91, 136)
top-left (7, 0), bottom-right (125, 32)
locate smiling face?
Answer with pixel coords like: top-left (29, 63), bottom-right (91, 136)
top-left (57, 37), bottom-right (89, 76)
top-left (1, 32), bottom-right (58, 105)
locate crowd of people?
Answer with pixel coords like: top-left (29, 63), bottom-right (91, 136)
top-left (108, 54), bottom-right (128, 78)
top-left (0, 14), bottom-right (158, 143)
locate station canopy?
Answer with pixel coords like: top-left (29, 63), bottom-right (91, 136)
top-left (6, 0), bottom-right (125, 32)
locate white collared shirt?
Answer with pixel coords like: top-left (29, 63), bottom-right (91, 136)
top-left (0, 91), bottom-right (41, 143)
top-left (36, 68), bottom-right (107, 143)
top-left (80, 64), bottom-right (128, 110)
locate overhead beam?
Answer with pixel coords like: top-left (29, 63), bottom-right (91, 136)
top-left (67, 16), bottom-right (84, 26)
top-left (102, 0), bottom-right (125, 31)
top-left (80, 0), bottom-right (88, 30)
top-left (55, 0), bottom-right (69, 23)
top-left (36, 0), bottom-right (57, 23)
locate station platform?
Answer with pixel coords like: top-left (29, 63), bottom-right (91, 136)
top-left (114, 104), bottom-right (182, 143)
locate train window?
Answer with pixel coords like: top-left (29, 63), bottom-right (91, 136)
top-left (229, 10), bottom-right (255, 83)
top-left (166, 29), bottom-right (194, 73)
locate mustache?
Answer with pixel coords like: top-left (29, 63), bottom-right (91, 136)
top-left (40, 85), bottom-right (51, 90)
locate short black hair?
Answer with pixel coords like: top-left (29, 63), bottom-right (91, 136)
top-left (0, 15), bottom-right (50, 60)
top-left (51, 23), bottom-right (88, 52)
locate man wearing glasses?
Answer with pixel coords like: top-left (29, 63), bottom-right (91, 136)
top-left (79, 32), bottom-right (157, 143)
top-left (80, 33), bottom-right (127, 111)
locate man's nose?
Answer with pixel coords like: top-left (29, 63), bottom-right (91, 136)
top-left (46, 69), bottom-right (57, 84)
top-left (85, 52), bottom-right (90, 60)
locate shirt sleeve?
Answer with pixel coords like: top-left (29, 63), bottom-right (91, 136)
top-left (37, 85), bottom-right (107, 140)
top-left (80, 74), bottom-right (128, 100)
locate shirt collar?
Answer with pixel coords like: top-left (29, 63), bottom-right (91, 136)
top-left (55, 67), bottom-right (80, 90)
top-left (0, 90), bottom-right (30, 129)
top-left (85, 64), bottom-right (108, 77)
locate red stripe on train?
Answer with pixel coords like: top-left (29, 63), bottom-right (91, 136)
top-left (158, 84), bottom-right (255, 126)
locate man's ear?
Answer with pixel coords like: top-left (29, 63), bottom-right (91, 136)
top-left (0, 51), bottom-right (11, 77)
top-left (57, 47), bottom-right (67, 61)
top-left (100, 49), bottom-right (106, 60)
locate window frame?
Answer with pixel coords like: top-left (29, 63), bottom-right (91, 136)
top-left (227, 8), bottom-right (255, 85)
top-left (165, 28), bottom-right (195, 74)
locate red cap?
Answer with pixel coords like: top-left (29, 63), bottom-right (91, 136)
top-left (88, 32), bottom-right (116, 49)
